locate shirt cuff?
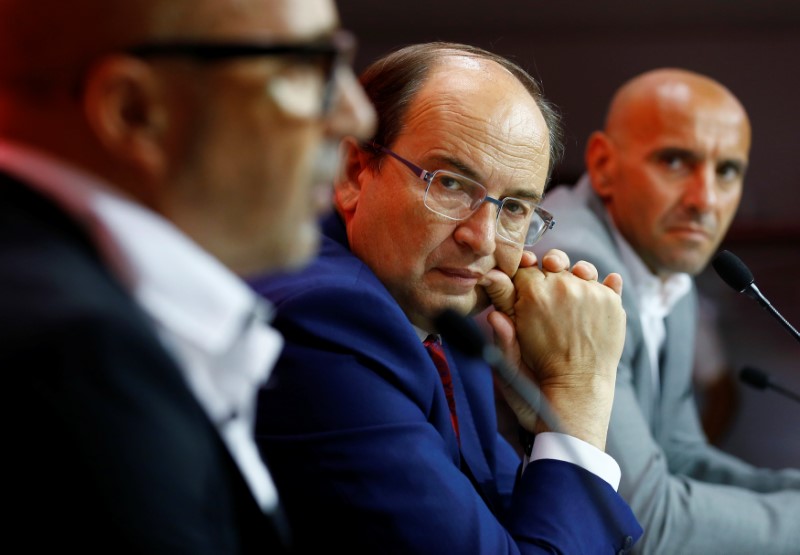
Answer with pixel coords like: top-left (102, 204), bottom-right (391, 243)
top-left (529, 431), bottom-right (621, 490)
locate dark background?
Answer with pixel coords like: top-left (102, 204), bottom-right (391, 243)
top-left (340, 0), bottom-right (800, 467)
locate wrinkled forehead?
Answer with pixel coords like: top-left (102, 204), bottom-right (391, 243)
top-left (630, 94), bottom-right (750, 157)
top-left (398, 55), bottom-right (551, 191)
top-left (614, 84), bottom-right (750, 155)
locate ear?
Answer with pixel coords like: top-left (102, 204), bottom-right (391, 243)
top-left (81, 55), bottom-right (169, 182)
top-left (333, 136), bottom-right (372, 215)
top-left (585, 131), bottom-right (616, 199)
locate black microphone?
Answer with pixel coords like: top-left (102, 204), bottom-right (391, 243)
top-left (739, 366), bottom-right (800, 404)
top-left (433, 308), bottom-right (558, 434)
top-left (711, 250), bottom-right (800, 345)
top-left (435, 309), bottom-right (642, 544)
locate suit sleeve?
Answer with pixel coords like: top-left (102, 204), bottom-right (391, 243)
top-left (609, 339), bottom-right (800, 554)
top-left (254, 278), bottom-right (641, 554)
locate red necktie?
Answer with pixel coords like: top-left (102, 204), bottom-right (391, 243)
top-left (424, 335), bottom-right (460, 442)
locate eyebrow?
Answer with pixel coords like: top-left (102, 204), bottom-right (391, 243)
top-left (650, 147), bottom-right (701, 163)
top-left (427, 154), bottom-right (544, 202)
top-left (717, 158), bottom-right (748, 173)
top-left (651, 147), bottom-right (748, 170)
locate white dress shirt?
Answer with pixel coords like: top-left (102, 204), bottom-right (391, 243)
top-left (612, 226), bottom-right (691, 395)
top-left (0, 140), bottom-right (282, 512)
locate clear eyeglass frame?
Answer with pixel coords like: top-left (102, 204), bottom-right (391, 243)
top-left (124, 29), bottom-right (356, 119)
top-left (372, 143), bottom-right (555, 247)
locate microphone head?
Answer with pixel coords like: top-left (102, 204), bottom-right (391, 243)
top-left (712, 250), bottom-right (754, 293)
top-left (739, 366), bottom-right (770, 390)
top-left (433, 308), bottom-right (487, 358)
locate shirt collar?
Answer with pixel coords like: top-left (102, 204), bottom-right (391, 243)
top-left (413, 324), bottom-right (435, 343)
top-left (609, 220), bottom-right (691, 318)
top-left (0, 139), bottom-right (270, 354)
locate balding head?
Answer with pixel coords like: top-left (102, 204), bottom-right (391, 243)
top-left (0, 0), bottom-right (376, 275)
top-left (358, 42), bottom-right (564, 180)
top-left (586, 68), bottom-right (751, 277)
top-left (603, 68), bottom-right (750, 149)
top-left (335, 42), bottom-right (557, 330)
top-left (0, 0), bottom-right (312, 91)
top-left (0, 1), bottom-right (158, 80)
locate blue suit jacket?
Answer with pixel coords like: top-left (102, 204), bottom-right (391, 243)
top-left (251, 212), bottom-right (642, 554)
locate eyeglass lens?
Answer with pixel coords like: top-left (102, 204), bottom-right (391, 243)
top-left (125, 31), bottom-right (355, 119)
top-left (424, 171), bottom-right (548, 246)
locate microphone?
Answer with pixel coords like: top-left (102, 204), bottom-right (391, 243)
top-left (433, 308), bottom-right (558, 435)
top-left (711, 250), bottom-right (800, 345)
top-left (739, 366), bottom-right (800, 404)
top-left (434, 309), bottom-right (643, 545)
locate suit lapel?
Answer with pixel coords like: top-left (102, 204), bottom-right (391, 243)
top-left (658, 292), bottom-right (698, 432)
top-left (445, 344), bottom-right (502, 511)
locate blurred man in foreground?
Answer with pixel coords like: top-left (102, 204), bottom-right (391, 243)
top-left (1, 0), bottom-right (374, 552)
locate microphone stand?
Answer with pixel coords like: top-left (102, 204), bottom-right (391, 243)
top-left (712, 250), bottom-right (800, 346)
top-left (740, 366), bottom-right (800, 404)
top-left (742, 283), bottom-right (800, 345)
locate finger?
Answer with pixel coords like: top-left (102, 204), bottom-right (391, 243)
top-left (480, 268), bottom-right (516, 316)
top-left (601, 272), bottom-right (624, 295)
top-left (486, 309), bottom-right (517, 354)
top-left (519, 250), bottom-right (538, 268)
top-left (571, 260), bottom-right (599, 281)
top-left (540, 249), bottom-right (570, 272)
top-left (512, 264), bottom-right (546, 291)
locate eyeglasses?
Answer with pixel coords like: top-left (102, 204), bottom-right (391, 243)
top-left (125, 30), bottom-right (356, 117)
top-left (373, 143), bottom-right (555, 247)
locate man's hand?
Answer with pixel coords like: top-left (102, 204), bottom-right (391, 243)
top-left (483, 249), bottom-right (625, 450)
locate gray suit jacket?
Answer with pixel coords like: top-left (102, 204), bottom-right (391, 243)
top-left (535, 175), bottom-right (800, 555)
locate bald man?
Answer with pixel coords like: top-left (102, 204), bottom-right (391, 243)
top-left (1, 0), bottom-right (374, 553)
top-left (535, 68), bottom-right (800, 554)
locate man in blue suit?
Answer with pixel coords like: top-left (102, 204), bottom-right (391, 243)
top-left (252, 43), bottom-right (643, 553)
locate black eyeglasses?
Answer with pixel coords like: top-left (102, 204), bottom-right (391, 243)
top-left (372, 143), bottom-right (555, 247)
top-left (125, 30), bottom-right (355, 116)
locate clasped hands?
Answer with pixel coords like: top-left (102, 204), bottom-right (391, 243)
top-left (480, 249), bottom-right (626, 451)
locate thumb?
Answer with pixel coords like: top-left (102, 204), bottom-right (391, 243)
top-left (486, 309), bottom-right (519, 360)
top-left (481, 268), bottom-right (516, 317)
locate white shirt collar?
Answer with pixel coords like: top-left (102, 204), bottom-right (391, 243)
top-left (0, 139), bottom-right (281, 511)
top-left (610, 223), bottom-right (691, 318)
top-left (0, 139), bottom-right (270, 353)
top-left (413, 324), bottom-right (436, 343)
top-left (607, 213), bottom-right (691, 394)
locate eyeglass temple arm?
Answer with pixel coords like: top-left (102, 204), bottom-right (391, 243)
top-left (372, 142), bottom-right (430, 180)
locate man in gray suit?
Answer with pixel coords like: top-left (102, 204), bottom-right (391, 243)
top-left (534, 68), bottom-right (800, 554)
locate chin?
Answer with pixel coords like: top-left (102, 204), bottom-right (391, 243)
top-left (285, 225), bottom-right (321, 269)
top-left (662, 253), bottom-right (711, 276)
top-left (281, 249), bottom-right (317, 273)
top-left (438, 291), bottom-right (481, 319)
top-left (247, 228), bottom-right (318, 277)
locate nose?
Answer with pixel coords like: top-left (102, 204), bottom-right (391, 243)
top-left (683, 163), bottom-right (718, 212)
top-left (324, 66), bottom-right (377, 140)
top-left (453, 201), bottom-right (497, 256)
